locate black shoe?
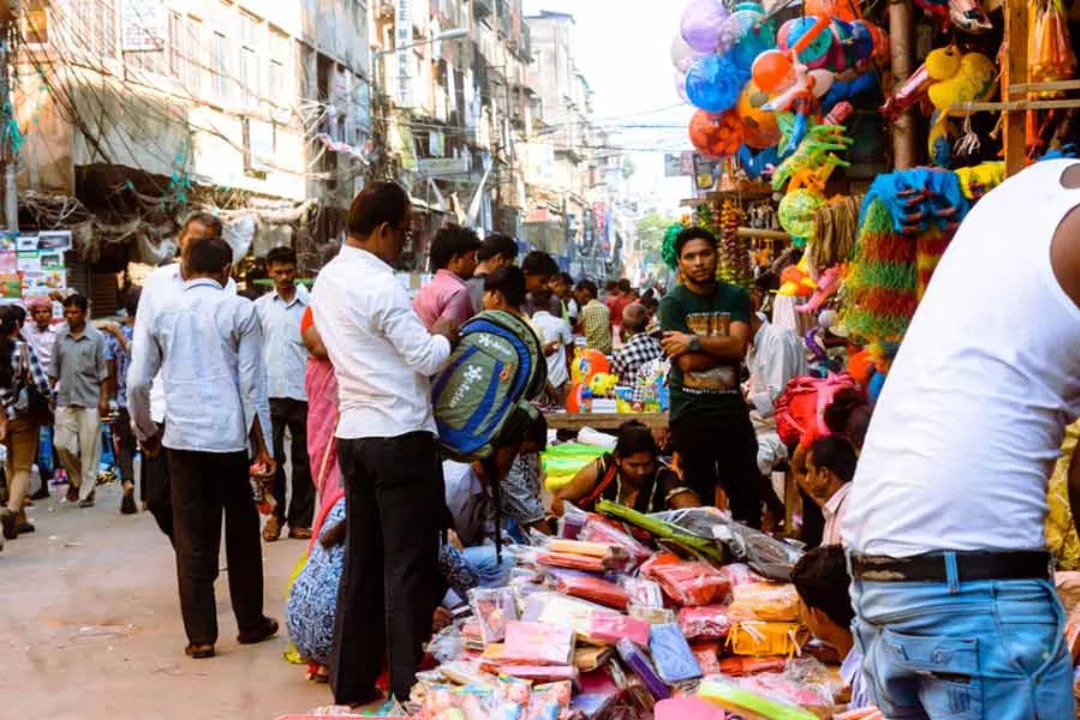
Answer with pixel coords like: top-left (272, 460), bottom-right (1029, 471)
top-left (29, 487), bottom-right (50, 501)
top-left (0, 509), bottom-right (16, 540)
top-left (120, 490), bottom-right (137, 515)
top-left (237, 616), bottom-right (278, 645)
top-left (16, 522), bottom-right (34, 535)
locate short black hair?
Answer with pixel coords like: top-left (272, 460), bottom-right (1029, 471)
top-left (9, 304), bottom-right (26, 326)
top-left (522, 413), bottom-right (549, 450)
top-left (575, 278), bottom-right (598, 299)
top-left (266, 246), bottom-right (297, 268)
top-left (674, 227), bottom-right (718, 259)
top-left (62, 293), bottom-right (89, 312)
top-left (478, 233), bottom-right (518, 264)
top-left (121, 287), bottom-right (141, 316)
top-left (791, 545), bottom-right (854, 627)
top-left (808, 436), bottom-right (858, 485)
top-left (181, 212), bottom-right (224, 239)
top-left (559, 272), bottom-right (573, 286)
top-left (605, 280), bottom-right (618, 292)
top-left (429, 225), bottom-right (481, 271)
top-left (641, 295), bottom-right (659, 312)
top-left (617, 279), bottom-right (633, 293)
top-left (615, 420), bottom-right (658, 458)
top-left (824, 388), bottom-right (872, 449)
top-left (187, 236), bottom-right (233, 275)
top-left (521, 251), bottom-right (559, 278)
top-left (347, 181), bottom-right (410, 238)
top-left (622, 303), bottom-right (648, 333)
top-left (485, 265), bottom-right (527, 308)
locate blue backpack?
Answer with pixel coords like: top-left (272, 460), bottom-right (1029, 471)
top-left (432, 310), bottom-right (547, 462)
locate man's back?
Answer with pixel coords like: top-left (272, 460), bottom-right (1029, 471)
top-left (845, 159), bottom-right (1080, 556)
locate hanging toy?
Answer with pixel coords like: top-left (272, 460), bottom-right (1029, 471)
top-left (914, 0), bottom-right (992, 34)
top-left (924, 46), bottom-right (996, 167)
top-left (772, 121), bottom-right (853, 191)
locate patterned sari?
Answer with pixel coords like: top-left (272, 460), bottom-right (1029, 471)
top-left (306, 355), bottom-right (343, 545)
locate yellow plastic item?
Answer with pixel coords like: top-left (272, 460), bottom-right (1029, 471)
top-left (728, 583), bottom-right (803, 622)
top-left (1047, 420), bottom-right (1080, 570)
top-left (727, 621), bottom-right (809, 657)
top-left (548, 539), bottom-right (614, 558)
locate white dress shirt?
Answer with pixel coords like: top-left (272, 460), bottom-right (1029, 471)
top-left (128, 277), bottom-right (269, 455)
top-left (821, 481), bottom-right (851, 546)
top-left (131, 262), bottom-right (237, 423)
top-left (310, 245), bottom-right (451, 440)
top-left (254, 285), bottom-right (309, 402)
top-left (22, 322), bottom-right (59, 371)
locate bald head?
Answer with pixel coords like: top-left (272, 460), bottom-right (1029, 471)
top-left (623, 302), bottom-right (649, 334)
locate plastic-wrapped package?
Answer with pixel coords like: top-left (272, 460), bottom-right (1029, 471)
top-left (555, 575), bottom-right (628, 610)
top-left (718, 656), bottom-right (787, 676)
top-left (558, 502), bottom-right (589, 539)
top-left (428, 623), bottom-right (468, 663)
top-left (697, 678), bottom-right (818, 719)
top-left (678, 605), bottom-right (732, 640)
top-left (503, 620), bottom-right (576, 665)
top-left (721, 562), bottom-right (764, 587)
top-left (628, 605), bottom-right (678, 625)
top-left (416, 684), bottom-right (526, 720)
top-left (438, 660), bottom-right (501, 687)
top-left (691, 642), bottom-right (722, 675)
top-left (640, 552), bottom-right (732, 606)
top-left (574, 645), bottom-right (614, 672)
top-left (469, 587), bottom-right (520, 645)
top-left (615, 639), bottom-right (670, 701)
top-left (499, 664), bottom-right (579, 683)
top-left (655, 697), bottom-right (728, 720)
top-left (621, 577), bottom-right (664, 608)
top-left (538, 550), bottom-right (610, 573)
top-left (728, 621), bottom-right (809, 657)
top-left (548, 538), bottom-right (617, 558)
top-left (523, 591), bottom-right (623, 639)
top-left (722, 662), bottom-right (836, 710)
top-left (586, 613), bottom-right (651, 647)
top-left (728, 583), bottom-right (802, 622)
top-left (579, 516), bottom-right (654, 569)
top-left (527, 681), bottom-right (573, 720)
top-left (648, 623), bottom-right (703, 684)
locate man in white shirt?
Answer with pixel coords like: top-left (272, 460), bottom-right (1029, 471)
top-left (130, 212), bottom-right (238, 541)
top-left (796, 436), bottom-right (855, 546)
top-left (530, 306), bottom-right (572, 404)
top-left (843, 161), bottom-right (1080, 718)
top-left (254, 246), bottom-right (313, 541)
top-left (129, 234), bottom-right (276, 661)
top-left (311, 182), bottom-right (459, 705)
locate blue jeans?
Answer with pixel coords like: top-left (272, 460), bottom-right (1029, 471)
top-left (850, 560), bottom-right (1075, 719)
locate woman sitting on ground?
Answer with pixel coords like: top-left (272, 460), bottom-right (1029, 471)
top-left (552, 420), bottom-right (700, 516)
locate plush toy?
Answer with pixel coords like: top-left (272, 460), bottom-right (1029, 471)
top-left (924, 46), bottom-right (996, 167)
top-left (571, 347), bottom-right (611, 386)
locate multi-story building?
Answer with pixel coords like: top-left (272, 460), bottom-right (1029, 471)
top-left (11, 0), bottom-right (371, 310)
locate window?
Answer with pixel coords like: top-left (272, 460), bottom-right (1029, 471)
top-left (268, 29), bottom-right (291, 110)
top-left (187, 17), bottom-right (204, 95)
top-left (168, 11), bottom-right (184, 78)
top-left (212, 31), bottom-right (228, 101)
top-left (239, 47), bottom-right (257, 108)
top-left (72, 0), bottom-right (118, 59)
top-left (22, 0), bottom-right (48, 44)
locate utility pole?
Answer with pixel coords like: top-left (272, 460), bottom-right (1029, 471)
top-left (0, 0), bottom-right (16, 232)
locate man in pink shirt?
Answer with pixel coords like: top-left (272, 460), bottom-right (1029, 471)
top-left (413, 225), bottom-right (481, 330)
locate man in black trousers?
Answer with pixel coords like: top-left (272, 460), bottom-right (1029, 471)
top-left (311, 183), bottom-right (459, 704)
top-left (129, 234), bottom-right (277, 659)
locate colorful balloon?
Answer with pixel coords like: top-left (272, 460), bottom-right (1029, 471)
top-left (686, 54), bottom-right (747, 113)
top-left (671, 34), bottom-right (701, 73)
top-left (778, 189), bottom-right (824, 241)
top-left (689, 108), bottom-right (744, 157)
top-left (675, 69), bottom-right (690, 103)
top-left (778, 16), bottom-right (833, 66)
top-left (752, 49), bottom-right (794, 92)
top-left (735, 80), bottom-right (782, 149)
top-left (680, 0), bottom-right (731, 53)
top-left (804, 0), bottom-right (861, 22)
top-left (720, 9), bottom-right (777, 72)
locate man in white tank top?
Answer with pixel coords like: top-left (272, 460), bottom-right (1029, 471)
top-left (842, 160), bottom-right (1080, 719)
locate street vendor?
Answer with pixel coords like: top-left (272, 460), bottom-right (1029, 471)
top-left (551, 420), bottom-right (699, 515)
top-left (843, 160), bottom-right (1080, 718)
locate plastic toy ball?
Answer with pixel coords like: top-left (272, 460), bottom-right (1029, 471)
top-left (778, 189), bottom-right (824, 241)
top-left (736, 80), bottom-right (782, 149)
top-left (751, 49), bottom-right (794, 93)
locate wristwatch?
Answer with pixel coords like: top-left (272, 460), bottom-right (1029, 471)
top-left (688, 336), bottom-right (703, 353)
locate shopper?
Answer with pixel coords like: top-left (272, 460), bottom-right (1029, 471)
top-left (659, 227), bottom-right (761, 526)
top-left (551, 272), bottom-right (579, 326)
top-left (50, 294), bottom-right (109, 509)
top-left (255, 246), bottom-right (313, 542)
top-left (130, 212), bottom-right (237, 541)
top-left (22, 297), bottom-right (57, 500)
top-left (574, 279), bottom-right (612, 354)
top-left (530, 301), bottom-right (572, 404)
top-left (0, 306), bottom-right (52, 540)
top-left (102, 289), bottom-right (140, 515)
top-left (797, 436), bottom-right (856, 546)
top-left (745, 309), bottom-right (808, 423)
top-left (129, 234), bottom-right (276, 661)
top-left (311, 182), bottom-right (458, 705)
top-left (300, 306), bottom-right (343, 547)
top-left (413, 224), bottom-right (481, 329)
top-left (521, 250), bottom-right (561, 317)
top-left (467, 233), bottom-right (517, 315)
top-left (611, 303), bottom-right (664, 386)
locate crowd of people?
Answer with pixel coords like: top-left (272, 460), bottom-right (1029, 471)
top-left (4, 161), bottom-right (1080, 718)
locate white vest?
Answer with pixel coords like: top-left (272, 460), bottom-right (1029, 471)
top-left (844, 160), bottom-right (1080, 556)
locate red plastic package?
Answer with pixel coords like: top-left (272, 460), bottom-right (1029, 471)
top-left (678, 606), bottom-right (732, 641)
top-left (717, 656), bottom-right (787, 676)
top-left (499, 664), bottom-right (578, 682)
top-left (556, 575), bottom-right (628, 610)
top-left (641, 552), bottom-right (732, 606)
top-left (622, 577), bottom-right (665, 608)
top-left (586, 613), bottom-right (651, 646)
top-left (721, 563), bottom-right (764, 587)
top-left (503, 621), bottom-right (575, 665)
top-left (579, 516), bottom-right (653, 568)
top-left (537, 551), bottom-right (608, 573)
top-left (691, 641), bottom-right (722, 675)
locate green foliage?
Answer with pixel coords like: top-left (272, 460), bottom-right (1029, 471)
top-left (637, 211), bottom-right (677, 272)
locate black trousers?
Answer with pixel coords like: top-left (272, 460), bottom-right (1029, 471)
top-left (168, 448), bottom-right (264, 646)
top-left (142, 422), bottom-right (173, 540)
top-left (112, 408), bottom-right (136, 486)
top-left (330, 432), bottom-right (445, 704)
top-left (671, 411), bottom-right (763, 529)
top-left (270, 398), bottom-right (314, 529)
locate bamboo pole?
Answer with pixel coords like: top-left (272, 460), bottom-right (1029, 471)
top-left (889, 0), bottom-right (916, 169)
top-left (1003, 0), bottom-right (1029, 177)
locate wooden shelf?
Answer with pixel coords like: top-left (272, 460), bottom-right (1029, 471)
top-left (544, 412), bottom-right (669, 431)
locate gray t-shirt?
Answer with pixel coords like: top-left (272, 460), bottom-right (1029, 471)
top-left (50, 326), bottom-right (109, 408)
top-left (467, 274), bottom-right (487, 316)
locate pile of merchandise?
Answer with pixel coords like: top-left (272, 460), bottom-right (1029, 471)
top-left (359, 504), bottom-right (850, 719)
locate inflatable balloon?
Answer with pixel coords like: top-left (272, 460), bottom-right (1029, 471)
top-left (805, 0), bottom-right (861, 22)
top-left (671, 34), bottom-right (702, 73)
top-left (721, 9), bottom-right (777, 72)
top-left (675, 69), bottom-right (690, 103)
top-left (778, 189), bottom-right (824, 242)
top-left (686, 54), bottom-right (747, 113)
top-left (751, 49), bottom-right (794, 93)
top-left (681, 0), bottom-right (731, 53)
top-left (689, 108), bottom-right (744, 157)
top-left (735, 80), bottom-right (782, 149)
top-left (778, 16), bottom-right (834, 66)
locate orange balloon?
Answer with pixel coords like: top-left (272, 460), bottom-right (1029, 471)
top-left (804, 0), bottom-right (861, 22)
top-left (735, 80), bottom-right (781, 149)
top-left (751, 49), bottom-right (794, 93)
top-left (689, 109), bottom-right (743, 158)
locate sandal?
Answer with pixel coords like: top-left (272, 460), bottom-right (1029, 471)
top-left (184, 643), bottom-right (215, 659)
top-left (262, 516), bottom-right (281, 542)
top-left (65, 486), bottom-right (79, 503)
top-left (237, 616), bottom-right (278, 645)
top-left (288, 527), bottom-right (312, 540)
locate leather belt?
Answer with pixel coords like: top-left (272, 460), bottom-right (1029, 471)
top-left (850, 551), bottom-right (1053, 583)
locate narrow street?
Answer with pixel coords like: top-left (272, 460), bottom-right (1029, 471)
top-left (0, 482), bottom-right (331, 720)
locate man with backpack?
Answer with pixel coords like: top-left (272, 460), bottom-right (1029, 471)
top-left (311, 182), bottom-right (460, 706)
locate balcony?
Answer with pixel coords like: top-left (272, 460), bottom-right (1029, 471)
top-left (473, 0), bottom-right (493, 19)
top-left (496, 0), bottom-right (512, 38)
top-left (512, 24), bottom-right (532, 62)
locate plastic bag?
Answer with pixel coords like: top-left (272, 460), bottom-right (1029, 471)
top-left (728, 621), bottom-right (809, 657)
top-left (621, 577), bottom-right (665, 608)
top-left (538, 550), bottom-right (610, 573)
top-left (503, 620), bottom-right (576, 665)
top-left (527, 681), bottom-right (574, 720)
top-left (718, 656), bottom-right (787, 676)
top-left (721, 563), bottom-right (764, 587)
top-left (616, 638), bottom-right (670, 701)
top-left (678, 606), bottom-right (732, 640)
top-left (697, 679), bottom-right (818, 720)
top-left (640, 552), bottom-right (732, 606)
top-left (648, 623), bottom-right (703, 684)
top-left (628, 605), bottom-right (678, 625)
top-left (556, 575), bottom-right (628, 610)
top-left (586, 613), bottom-right (651, 646)
top-left (469, 587), bottom-right (520, 645)
top-left (580, 516), bottom-right (654, 568)
top-left (691, 641), bottom-right (722, 675)
top-left (428, 623), bottom-right (468, 663)
top-left (558, 502), bottom-right (589, 539)
top-left (728, 583), bottom-right (802, 622)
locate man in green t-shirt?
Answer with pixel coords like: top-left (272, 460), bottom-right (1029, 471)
top-left (659, 227), bottom-right (761, 528)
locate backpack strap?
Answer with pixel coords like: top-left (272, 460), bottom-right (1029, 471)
top-left (580, 457), bottom-right (619, 510)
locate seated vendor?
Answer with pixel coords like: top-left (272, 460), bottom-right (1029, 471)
top-left (552, 420), bottom-right (699, 515)
top-left (791, 546), bottom-right (871, 711)
top-left (796, 436), bottom-right (857, 546)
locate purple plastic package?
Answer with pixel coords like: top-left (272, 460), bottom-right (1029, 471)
top-left (615, 638), bottom-right (670, 701)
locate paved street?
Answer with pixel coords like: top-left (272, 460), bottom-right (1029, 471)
top-left (0, 481), bottom-right (333, 719)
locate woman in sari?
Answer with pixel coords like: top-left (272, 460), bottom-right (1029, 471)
top-left (301, 306), bottom-right (343, 543)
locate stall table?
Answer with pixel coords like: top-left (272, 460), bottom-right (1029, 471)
top-left (544, 412), bottom-right (669, 431)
